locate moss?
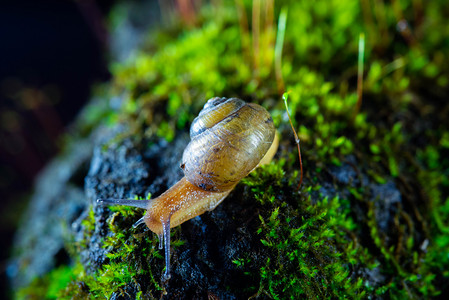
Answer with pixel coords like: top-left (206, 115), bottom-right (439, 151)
top-left (17, 0), bottom-right (449, 298)
top-left (54, 194), bottom-right (191, 298)
top-left (241, 155), bottom-right (446, 298)
top-left (242, 165), bottom-right (375, 298)
top-left (16, 265), bottom-right (78, 300)
top-left (52, 203), bottom-right (165, 298)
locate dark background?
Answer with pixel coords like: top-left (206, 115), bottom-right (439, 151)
top-left (0, 0), bottom-right (113, 297)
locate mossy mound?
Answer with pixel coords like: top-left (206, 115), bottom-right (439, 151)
top-left (11, 0), bottom-right (449, 299)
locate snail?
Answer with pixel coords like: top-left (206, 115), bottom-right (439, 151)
top-left (97, 97), bottom-right (279, 280)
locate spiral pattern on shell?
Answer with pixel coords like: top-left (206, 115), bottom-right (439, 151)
top-left (182, 97), bottom-right (276, 192)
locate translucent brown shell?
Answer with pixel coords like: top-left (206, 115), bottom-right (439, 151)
top-left (182, 97), bottom-right (276, 192)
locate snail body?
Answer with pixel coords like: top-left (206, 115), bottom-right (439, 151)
top-left (98, 97), bottom-right (278, 280)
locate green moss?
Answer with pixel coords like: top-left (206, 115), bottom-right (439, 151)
top-left (416, 140), bottom-right (449, 290)
top-left (242, 165), bottom-right (374, 298)
top-left (17, 0), bottom-right (449, 297)
top-left (57, 203), bottom-right (168, 298)
top-left (94, 206), bottom-right (165, 297)
top-left (16, 265), bottom-right (78, 300)
top-left (81, 206), bottom-right (95, 233)
top-left (58, 193), bottom-right (192, 298)
top-left (242, 157), bottom-right (446, 298)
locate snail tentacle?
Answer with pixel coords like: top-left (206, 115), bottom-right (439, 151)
top-left (132, 216), bottom-right (147, 228)
top-left (97, 198), bottom-right (150, 210)
top-left (162, 218), bottom-right (171, 280)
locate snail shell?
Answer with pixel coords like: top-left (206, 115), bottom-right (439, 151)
top-left (182, 97), bottom-right (276, 192)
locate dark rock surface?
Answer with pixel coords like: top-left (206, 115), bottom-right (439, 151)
top-left (79, 130), bottom-right (189, 276)
top-left (328, 156), bottom-right (402, 238)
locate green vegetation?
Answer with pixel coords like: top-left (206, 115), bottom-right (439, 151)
top-left (16, 0), bottom-right (449, 298)
top-left (16, 265), bottom-right (78, 300)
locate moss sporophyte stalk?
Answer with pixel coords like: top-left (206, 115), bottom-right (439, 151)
top-left (14, 0), bottom-right (449, 298)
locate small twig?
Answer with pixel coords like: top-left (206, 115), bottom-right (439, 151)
top-left (283, 93), bottom-right (303, 190)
